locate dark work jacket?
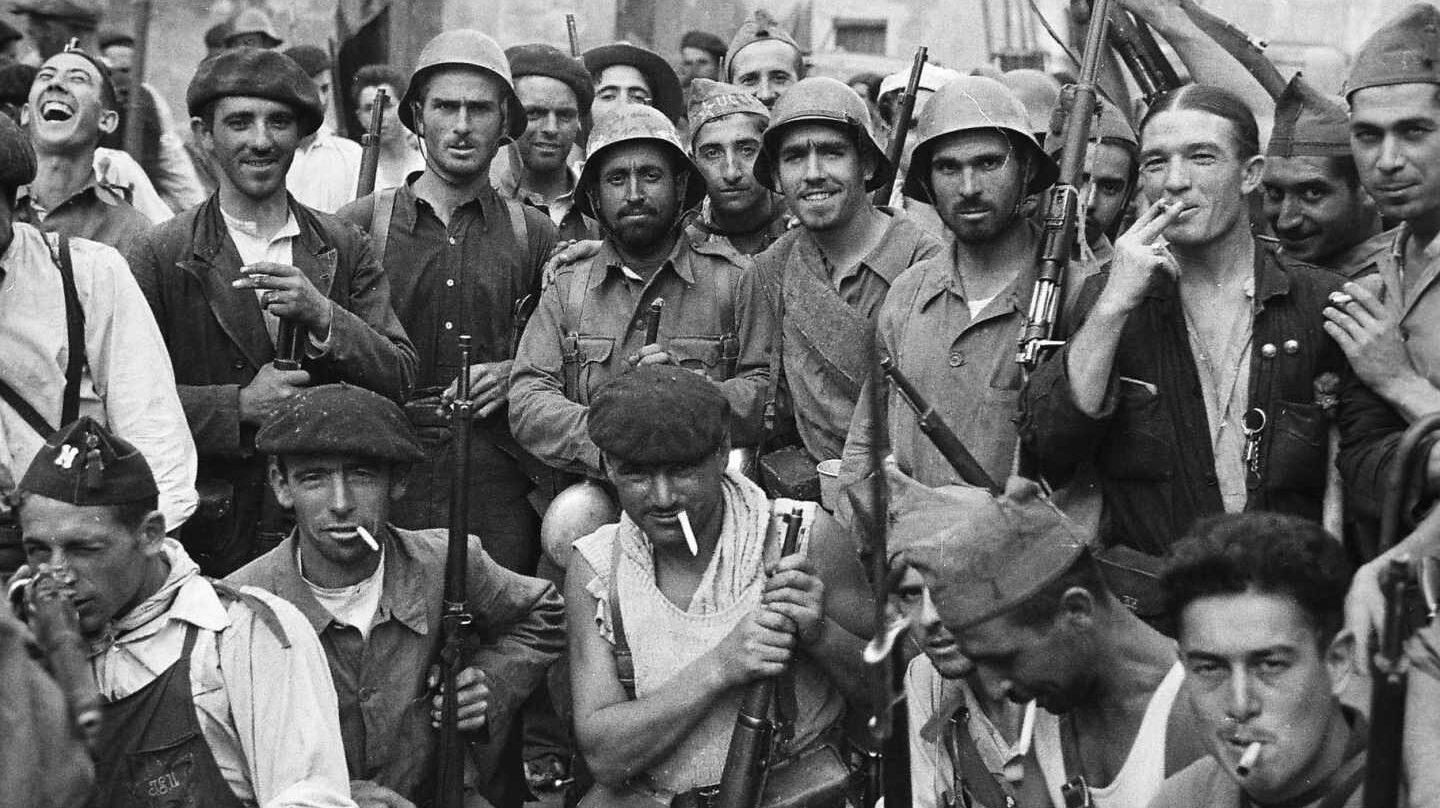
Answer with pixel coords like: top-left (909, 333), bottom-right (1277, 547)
top-left (1020, 242), bottom-right (1352, 556)
top-left (125, 194), bottom-right (417, 574)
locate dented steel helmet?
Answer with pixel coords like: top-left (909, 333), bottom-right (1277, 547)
top-left (575, 104), bottom-right (706, 217)
top-left (903, 75), bottom-right (1059, 202)
top-left (399, 29), bottom-right (526, 139)
top-left (752, 76), bottom-right (894, 192)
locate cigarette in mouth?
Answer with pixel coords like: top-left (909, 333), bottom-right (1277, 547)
top-left (356, 525), bottom-right (380, 552)
top-left (677, 510), bottom-right (699, 557)
top-left (1016, 700), bottom-right (1037, 757)
top-left (1236, 741), bottom-right (1261, 777)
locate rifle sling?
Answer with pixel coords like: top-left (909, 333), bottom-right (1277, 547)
top-left (0, 233), bottom-right (87, 438)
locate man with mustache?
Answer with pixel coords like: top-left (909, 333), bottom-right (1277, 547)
top-left (751, 76), bottom-right (941, 475)
top-left (489, 43), bottom-right (594, 242)
top-left (839, 76), bottom-right (1058, 490)
top-left (125, 47), bottom-right (417, 577)
top-left (16, 45), bottom-right (151, 251)
top-left (228, 384), bottom-right (564, 808)
top-left (684, 78), bottom-right (787, 256)
top-left (1262, 75), bottom-right (1389, 279)
top-left (1150, 513), bottom-right (1368, 808)
top-left (337, 30), bottom-right (557, 577)
top-left (903, 477), bottom-right (1207, 808)
top-left (725, 10), bottom-right (805, 110)
top-left (1020, 85), bottom-right (1350, 559)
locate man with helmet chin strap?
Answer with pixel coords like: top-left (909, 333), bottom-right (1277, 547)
top-left (510, 105), bottom-right (776, 568)
top-left (337, 30), bottom-right (558, 579)
top-left (840, 76), bottom-right (1060, 493)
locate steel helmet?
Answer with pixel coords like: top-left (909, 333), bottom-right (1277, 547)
top-left (1044, 90), bottom-right (1139, 159)
top-left (903, 75), bottom-right (1059, 203)
top-left (752, 76), bottom-right (894, 193)
top-left (399, 29), bottom-right (525, 139)
top-left (575, 104), bottom-right (707, 217)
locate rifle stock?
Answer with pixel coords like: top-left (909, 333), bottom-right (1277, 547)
top-left (434, 335), bottom-right (482, 808)
top-left (872, 47), bottom-right (927, 207)
top-left (355, 88), bottom-right (388, 198)
top-left (713, 508), bottom-right (805, 808)
top-left (880, 357), bottom-right (1002, 492)
top-left (1364, 559), bottom-right (1416, 808)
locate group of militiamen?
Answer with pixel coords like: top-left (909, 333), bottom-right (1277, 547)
top-left (8, 0), bottom-right (1440, 806)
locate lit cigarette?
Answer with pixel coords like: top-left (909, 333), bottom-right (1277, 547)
top-left (356, 525), bottom-right (380, 552)
top-left (1236, 741), bottom-right (1261, 777)
top-left (1329, 291), bottom-right (1354, 307)
top-left (1016, 700), bottom-right (1038, 758)
top-left (677, 510), bottom-right (699, 557)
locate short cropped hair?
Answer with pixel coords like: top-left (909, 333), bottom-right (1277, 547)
top-left (1007, 549), bottom-right (1114, 628)
top-left (350, 63), bottom-right (407, 106)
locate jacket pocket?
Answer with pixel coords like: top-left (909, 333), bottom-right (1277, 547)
top-left (1099, 378), bottom-right (1172, 481)
top-left (1265, 400), bottom-right (1329, 495)
top-left (668, 336), bottom-right (723, 377)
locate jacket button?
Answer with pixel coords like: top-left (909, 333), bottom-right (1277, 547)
top-left (948, 351), bottom-right (965, 367)
top-left (1283, 339), bottom-right (1300, 355)
top-left (1260, 343), bottom-right (1277, 359)
top-left (232, 359), bottom-right (246, 370)
top-left (1204, 472), bottom-right (1218, 486)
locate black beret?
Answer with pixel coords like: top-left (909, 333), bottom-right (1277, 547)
top-left (506, 43), bottom-right (594, 117)
top-left (0, 61), bottom-right (37, 106)
top-left (256, 384), bottom-right (425, 464)
top-left (187, 47), bottom-right (323, 137)
top-left (589, 367), bottom-right (730, 465)
top-left (0, 111), bottom-right (36, 189)
top-left (283, 44), bottom-right (330, 79)
top-left (10, 0), bottom-right (100, 25)
top-left (681, 30), bottom-right (727, 59)
top-left (19, 417), bottom-right (158, 506)
top-left (204, 20), bottom-right (233, 50)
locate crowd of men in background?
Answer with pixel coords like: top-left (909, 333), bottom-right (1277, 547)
top-left (4, 0), bottom-right (1440, 806)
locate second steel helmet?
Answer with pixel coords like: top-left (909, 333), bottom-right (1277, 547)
top-left (752, 76), bottom-right (893, 193)
top-left (902, 75), bottom-right (1059, 203)
top-left (399, 29), bottom-right (526, 140)
top-left (575, 105), bottom-right (707, 217)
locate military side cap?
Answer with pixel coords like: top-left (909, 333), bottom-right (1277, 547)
top-left (10, 0), bottom-right (99, 24)
top-left (889, 462), bottom-right (1090, 632)
top-left (1269, 74), bottom-right (1352, 157)
top-left (589, 366), bottom-right (730, 466)
top-left (19, 417), bottom-right (158, 506)
top-left (682, 29), bottom-right (727, 60)
top-left (687, 77), bottom-right (768, 151)
top-left (1346, 3), bottom-right (1440, 98)
top-left (0, 111), bottom-right (37, 190)
top-left (255, 383), bottom-right (424, 463)
top-left (187, 47), bottom-right (323, 138)
top-left (754, 75), bottom-right (893, 193)
top-left (507, 43), bottom-right (595, 119)
top-left (577, 104), bottom-right (706, 216)
top-left (584, 42), bottom-right (685, 123)
top-left (726, 9), bottom-right (802, 79)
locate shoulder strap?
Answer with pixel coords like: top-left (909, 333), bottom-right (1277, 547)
top-left (713, 256), bottom-right (737, 380)
top-left (942, 708), bottom-right (1016, 808)
top-left (208, 579), bottom-right (292, 649)
top-left (369, 188), bottom-right (398, 268)
top-left (0, 377), bottom-right (56, 437)
top-left (48, 233), bottom-right (86, 427)
top-left (607, 536), bottom-right (637, 699)
top-left (505, 197), bottom-right (530, 261)
top-left (565, 259), bottom-right (595, 336)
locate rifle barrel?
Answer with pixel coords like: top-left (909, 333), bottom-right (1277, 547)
top-left (1363, 560), bottom-right (1414, 808)
top-left (880, 357), bottom-right (1002, 492)
top-left (355, 88), bottom-right (388, 198)
top-left (124, 0), bottom-right (153, 158)
top-left (566, 14), bottom-right (581, 58)
top-left (873, 46), bottom-right (927, 206)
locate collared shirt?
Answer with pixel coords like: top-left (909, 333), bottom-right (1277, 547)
top-left (510, 234), bottom-right (776, 476)
top-left (227, 525), bottom-right (565, 804)
top-left (684, 196), bottom-right (792, 257)
top-left (489, 141), bottom-right (593, 242)
top-left (221, 206), bottom-right (301, 344)
top-left (287, 125), bottom-right (364, 214)
top-left (0, 222), bottom-right (197, 530)
top-left (15, 175), bottom-right (154, 253)
top-left (94, 146), bottom-right (175, 223)
top-left (95, 540), bottom-right (354, 808)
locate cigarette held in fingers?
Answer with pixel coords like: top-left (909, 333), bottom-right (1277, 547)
top-left (356, 525), bottom-right (380, 552)
top-left (678, 510), bottom-right (699, 557)
top-left (1328, 291), bottom-right (1354, 307)
top-left (1236, 741), bottom-right (1261, 777)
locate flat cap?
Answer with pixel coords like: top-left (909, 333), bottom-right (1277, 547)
top-left (19, 417), bottom-right (158, 506)
top-left (187, 47), bottom-right (323, 138)
top-left (726, 9), bottom-right (802, 78)
top-left (589, 366), bottom-right (730, 466)
top-left (1268, 74), bottom-right (1351, 157)
top-left (283, 44), bottom-right (330, 79)
top-left (584, 42), bottom-right (685, 123)
top-left (9, 0), bottom-right (99, 24)
top-left (886, 462), bottom-right (1089, 632)
top-left (0, 111), bottom-right (37, 189)
top-left (687, 77), bottom-right (768, 150)
top-left (681, 29), bottom-right (727, 59)
top-left (255, 384), bottom-right (425, 463)
top-left (507, 43), bottom-right (594, 118)
top-left (1346, 3), bottom-right (1440, 98)
top-left (224, 7), bottom-right (282, 48)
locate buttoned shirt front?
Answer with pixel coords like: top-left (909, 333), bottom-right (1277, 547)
top-left (0, 222), bottom-right (197, 529)
top-left (287, 125), bottom-right (364, 214)
top-left (15, 175), bottom-right (154, 253)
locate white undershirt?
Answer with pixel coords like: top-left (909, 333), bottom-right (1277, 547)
top-left (967, 294), bottom-right (997, 318)
top-left (299, 544), bottom-right (385, 640)
top-left (221, 206), bottom-right (300, 343)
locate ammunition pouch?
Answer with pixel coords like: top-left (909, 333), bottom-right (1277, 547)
top-left (671, 733), bottom-right (853, 808)
top-left (759, 446), bottom-right (822, 502)
top-left (719, 331), bottom-right (740, 381)
top-left (561, 332), bottom-right (582, 402)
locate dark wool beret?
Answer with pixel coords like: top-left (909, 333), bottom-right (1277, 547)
top-left (10, 0), bottom-right (100, 25)
top-left (505, 43), bottom-right (594, 115)
top-left (589, 367), bottom-right (730, 465)
top-left (0, 61), bottom-right (37, 106)
top-left (187, 47), bottom-right (323, 137)
top-left (0, 111), bottom-right (37, 189)
top-left (681, 30), bottom-right (727, 59)
top-left (204, 20), bottom-right (233, 50)
top-left (283, 44), bottom-right (330, 79)
top-left (20, 417), bottom-right (158, 506)
top-left (256, 383), bottom-right (425, 464)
